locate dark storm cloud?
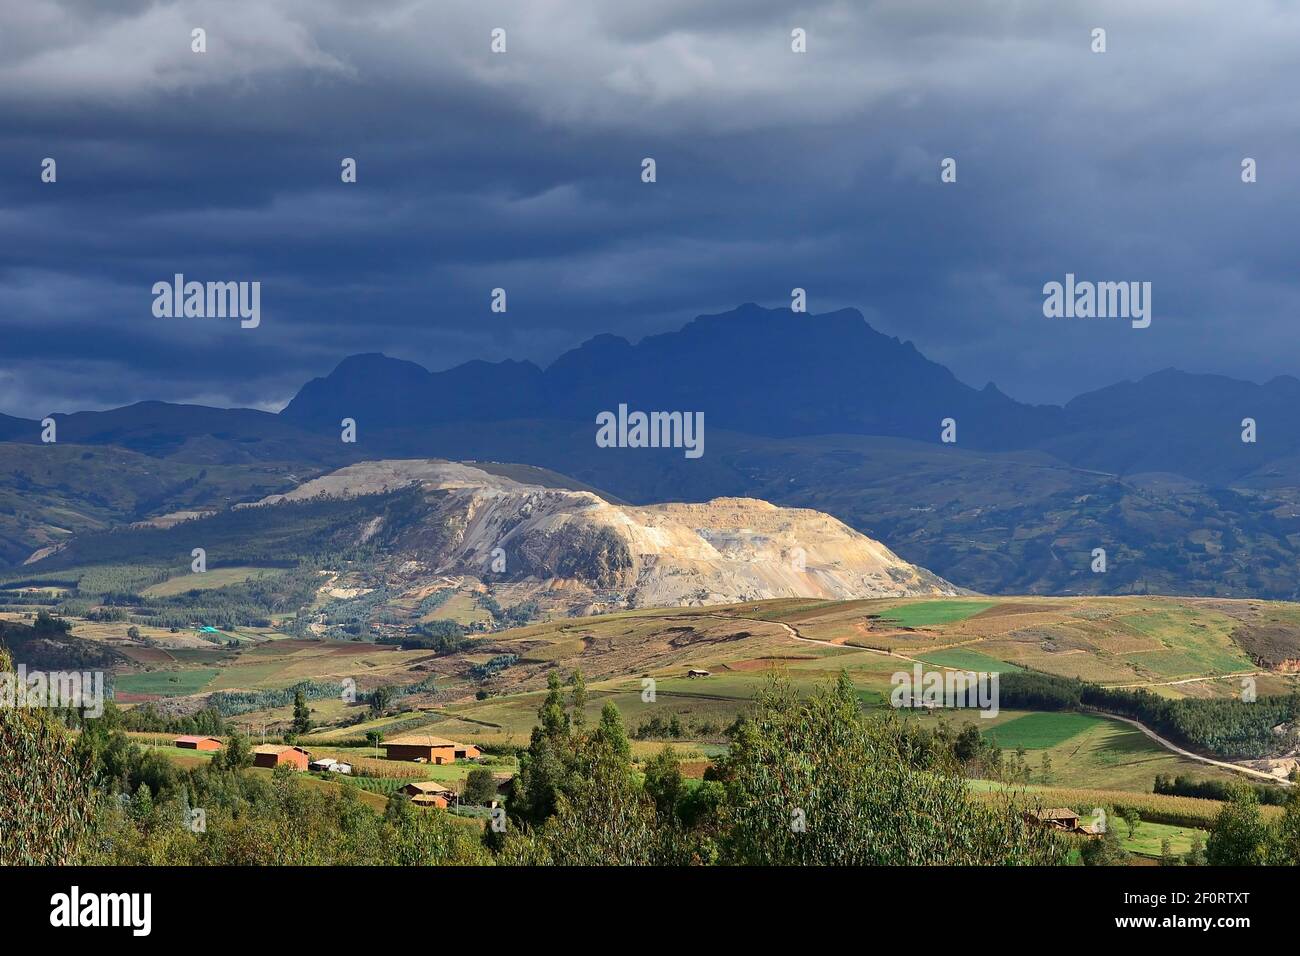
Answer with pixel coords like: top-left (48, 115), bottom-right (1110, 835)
top-left (1, 0), bottom-right (1298, 416)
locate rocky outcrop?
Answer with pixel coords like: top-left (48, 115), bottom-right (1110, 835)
top-left (252, 460), bottom-right (960, 613)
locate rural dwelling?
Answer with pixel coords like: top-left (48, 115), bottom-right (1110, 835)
top-left (309, 757), bottom-right (353, 775)
top-left (381, 734), bottom-right (481, 764)
top-left (173, 735), bottom-right (223, 751)
top-left (252, 745), bottom-right (311, 771)
top-left (400, 780), bottom-right (458, 809)
top-left (1025, 808), bottom-right (1080, 831)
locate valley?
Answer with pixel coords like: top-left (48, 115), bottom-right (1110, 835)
top-left (8, 582), bottom-right (1300, 793)
top-left (8, 309), bottom-right (1300, 868)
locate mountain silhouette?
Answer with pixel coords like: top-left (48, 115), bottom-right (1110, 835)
top-left (283, 304), bottom-right (1062, 449)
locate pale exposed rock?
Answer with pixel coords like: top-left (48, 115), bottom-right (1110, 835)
top-left (258, 459), bottom-right (960, 613)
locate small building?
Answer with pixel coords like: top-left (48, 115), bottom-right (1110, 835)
top-left (400, 780), bottom-right (458, 809)
top-left (252, 745), bottom-right (311, 771)
top-left (174, 735), bottom-right (223, 751)
top-left (308, 757), bottom-right (352, 775)
top-left (687, 668), bottom-right (711, 679)
top-left (1026, 808), bottom-right (1080, 831)
top-left (381, 734), bottom-right (481, 764)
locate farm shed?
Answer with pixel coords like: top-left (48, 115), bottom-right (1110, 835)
top-left (400, 780), bottom-right (458, 809)
top-left (382, 734), bottom-right (481, 764)
top-left (252, 745), bottom-right (311, 771)
top-left (1025, 808), bottom-right (1080, 831)
top-left (174, 735), bottom-right (223, 751)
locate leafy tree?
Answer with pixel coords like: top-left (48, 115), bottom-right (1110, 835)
top-left (1207, 784), bottom-right (1270, 865)
top-left (592, 701), bottom-right (631, 765)
top-left (462, 768), bottom-right (498, 806)
top-left (1159, 838), bottom-right (1180, 866)
top-left (130, 782), bottom-right (155, 821)
top-left (384, 790), bottom-right (413, 824)
top-left (1184, 835), bottom-right (1207, 866)
top-left (496, 701), bottom-right (687, 865)
top-left (568, 670), bottom-right (587, 730)
top-left (1080, 820), bottom-right (1128, 866)
top-left (291, 690), bottom-right (312, 736)
top-left (368, 685), bottom-right (395, 717)
top-left (33, 609), bottom-right (71, 636)
top-left (1266, 791), bottom-right (1300, 865)
top-left (1120, 807), bottom-right (1141, 840)
top-left (0, 648), bottom-right (94, 863)
top-left (643, 745), bottom-right (684, 819)
top-left (510, 671), bottom-right (575, 826)
top-left (953, 723), bottom-right (983, 764)
top-left (716, 673), bottom-right (1066, 865)
top-left (219, 729), bottom-right (253, 770)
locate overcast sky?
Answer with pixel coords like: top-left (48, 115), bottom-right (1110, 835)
top-left (1, 0), bottom-right (1298, 417)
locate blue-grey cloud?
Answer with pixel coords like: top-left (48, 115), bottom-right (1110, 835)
top-left (1, 0), bottom-right (1297, 417)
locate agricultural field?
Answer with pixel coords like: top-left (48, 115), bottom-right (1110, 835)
top-left (114, 668), bottom-right (220, 698)
top-left (15, 593), bottom-right (1300, 801)
top-left (969, 779), bottom-right (1285, 829)
top-left (915, 648), bottom-right (1023, 673)
top-left (1119, 819), bottom-right (1207, 859)
top-left (973, 710), bottom-right (1243, 791)
top-left (876, 599), bottom-right (998, 629)
top-left (141, 566), bottom-right (283, 597)
top-left (984, 712), bottom-right (1106, 751)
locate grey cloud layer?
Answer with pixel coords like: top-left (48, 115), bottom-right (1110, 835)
top-left (1, 0), bottom-right (1297, 416)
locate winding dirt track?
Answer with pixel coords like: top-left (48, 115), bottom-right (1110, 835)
top-left (1091, 712), bottom-right (1292, 786)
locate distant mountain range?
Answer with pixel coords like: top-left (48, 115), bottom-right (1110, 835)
top-left (282, 304), bottom-right (1061, 450)
top-left (6, 303), bottom-right (1300, 597)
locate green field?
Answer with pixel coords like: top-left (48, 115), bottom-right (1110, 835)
top-left (985, 712), bottom-right (1103, 750)
top-left (114, 668), bottom-right (220, 697)
top-left (142, 565), bottom-right (282, 597)
top-left (876, 600), bottom-right (997, 628)
top-left (915, 648), bottom-right (1023, 673)
top-left (1120, 819), bottom-right (1207, 858)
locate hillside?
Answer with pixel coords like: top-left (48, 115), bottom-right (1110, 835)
top-left (243, 459), bottom-right (958, 613)
top-left (12, 591), bottom-right (1300, 792)
top-left (7, 304), bottom-right (1300, 598)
